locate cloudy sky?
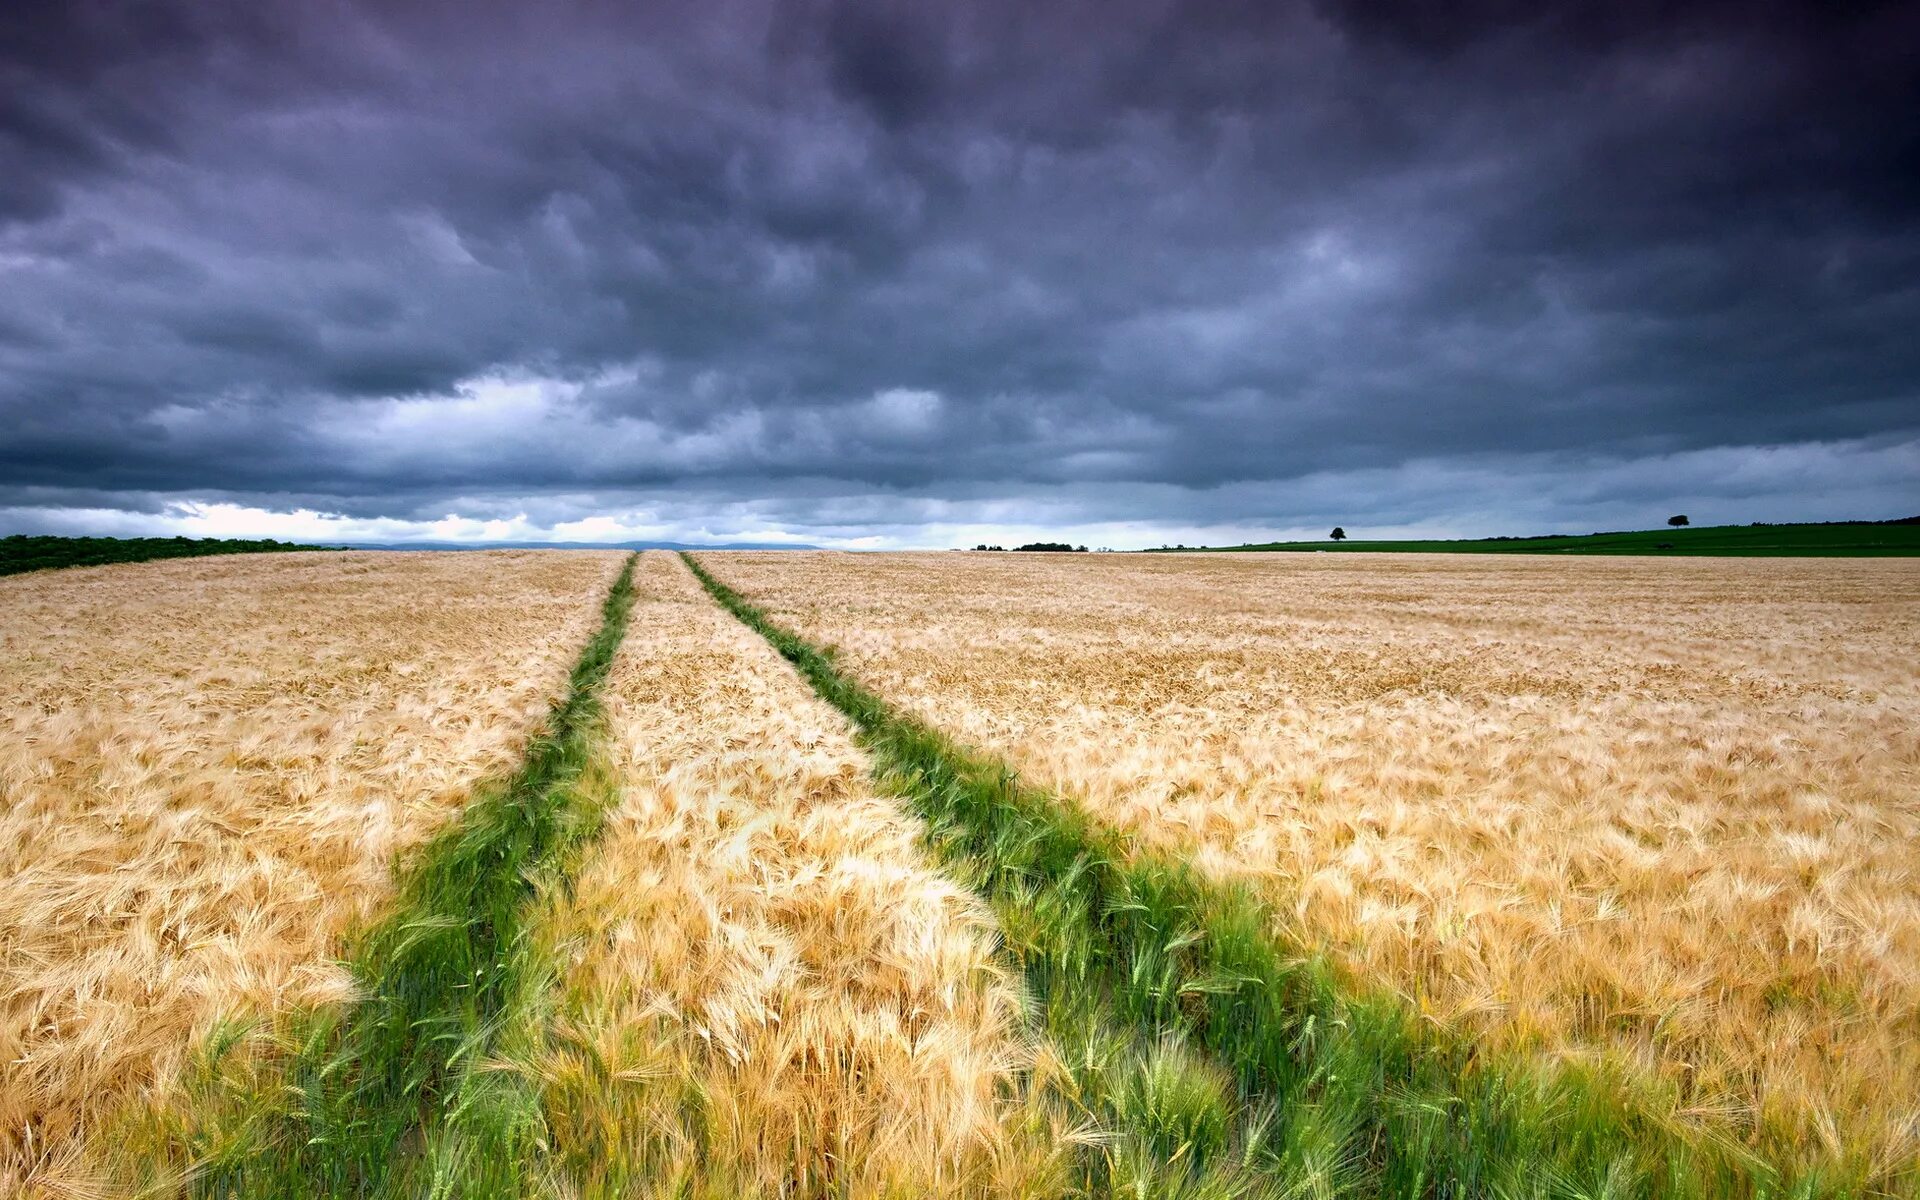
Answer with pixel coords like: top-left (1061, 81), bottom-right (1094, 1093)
top-left (3, 0), bottom-right (1916, 548)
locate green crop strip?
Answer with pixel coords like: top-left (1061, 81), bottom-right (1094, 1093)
top-left (129, 553), bottom-right (639, 1199)
top-left (683, 552), bottom-right (1861, 1200)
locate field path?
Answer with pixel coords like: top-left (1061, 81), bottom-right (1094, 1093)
top-left (505, 550), bottom-right (1054, 1196)
top-left (137, 550), bottom-right (1061, 1198)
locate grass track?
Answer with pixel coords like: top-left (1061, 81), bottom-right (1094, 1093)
top-left (684, 552), bottom-right (1871, 1200)
top-left (136, 553), bottom-right (639, 1198)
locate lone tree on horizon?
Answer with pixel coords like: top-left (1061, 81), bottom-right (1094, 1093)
top-left (1330, 526), bottom-right (1347, 541)
top-left (1668, 514), bottom-right (1690, 527)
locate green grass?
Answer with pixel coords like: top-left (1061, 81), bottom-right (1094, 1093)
top-left (1163, 519), bottom-right (1920, 557)
top-left (684, 551), bottom-right (1889, 1200)
top-left (135, 554), bottom-right (638, 1199)
top-left (0, 534), bottom-right (336, 576)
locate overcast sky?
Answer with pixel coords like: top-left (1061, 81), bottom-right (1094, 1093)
top-left (3, 0), bottom-right (1916, 548)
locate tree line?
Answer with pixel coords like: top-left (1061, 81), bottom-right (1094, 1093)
top-left (1, 535), bottom-right (334, 577)
top-left (970, 542), bottom-right (1089, 552)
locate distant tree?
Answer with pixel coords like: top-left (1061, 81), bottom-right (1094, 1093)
top-left (1668, 514), bottom-right (1690, 527)
top-left (1076, 545), bottom-right (1088, 553)
top-left (1329, 527), bottom-right (1347, 541)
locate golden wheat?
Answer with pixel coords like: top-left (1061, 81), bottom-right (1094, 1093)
top-left (521, 552), bottom-right (1062, 1199)
top-left (710, 549), bottom-right (1920, 1178)
top-left (0, 549), bottom-right (625, 1194)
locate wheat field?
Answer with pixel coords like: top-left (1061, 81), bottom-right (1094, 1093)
top-left (0, 550), bottom-right (624, 1194)
top-left (518, 552), bottom-right (1058, 1198)
top-left (709, 550), bottom-right (1920, 1180)
top-left (12, 544), bottom-right (1916, 1194)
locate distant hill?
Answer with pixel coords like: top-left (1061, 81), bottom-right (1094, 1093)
top-left (1160, 518), bottom-right (1920, 557)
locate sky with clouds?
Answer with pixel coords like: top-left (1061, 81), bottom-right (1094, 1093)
top-left (3, 0), bottom-right (1916, 547)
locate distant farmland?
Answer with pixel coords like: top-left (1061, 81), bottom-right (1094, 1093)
top-left (4, 547), bottom-right (1917, 1197)
top-left (0, 534), bottom-right (336, 576)
top-left (1167, 517), bottom-right (1920, 556)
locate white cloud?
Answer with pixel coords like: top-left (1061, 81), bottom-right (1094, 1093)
top-left (863, 388), bottom-right (944, 438)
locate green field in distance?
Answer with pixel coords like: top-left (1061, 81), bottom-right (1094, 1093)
top-left (1162, 518), bottom-right (1920, 557)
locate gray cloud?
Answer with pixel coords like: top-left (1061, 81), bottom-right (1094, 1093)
top-left (2, 0), bottom-right (1916, 546)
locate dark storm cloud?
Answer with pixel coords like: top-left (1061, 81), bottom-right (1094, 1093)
top-left (1, 0), bottom-right (1916, 545)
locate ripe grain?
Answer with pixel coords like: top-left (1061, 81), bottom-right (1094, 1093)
top-left (711, 550), bottom-right (1920, 1178)
top-left (0, 550), bottom-right (624, 1194)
